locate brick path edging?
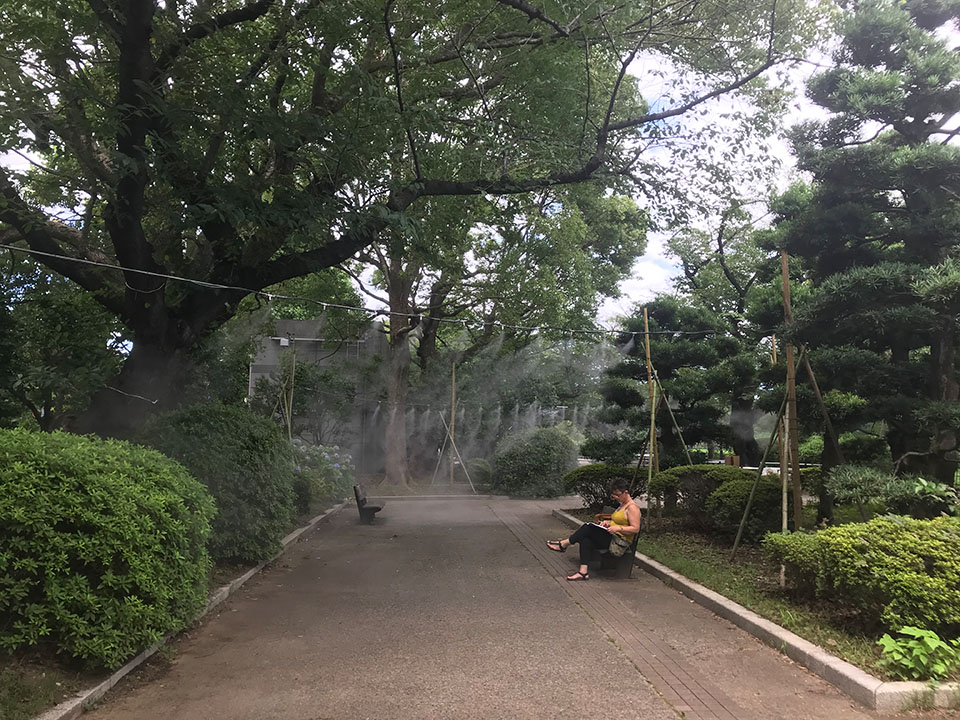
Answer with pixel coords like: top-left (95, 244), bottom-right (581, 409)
top-left (552, 509), bottom-right (960, 714)
top-left (34, 499), bottom-right (352, 720)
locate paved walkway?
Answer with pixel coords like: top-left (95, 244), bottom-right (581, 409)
top-left (86, 496), bottom-right (878, 720)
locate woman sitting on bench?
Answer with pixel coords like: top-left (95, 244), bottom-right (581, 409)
top-left (546, 478), bottom-right (641, 581)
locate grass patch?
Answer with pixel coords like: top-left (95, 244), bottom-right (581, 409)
top-left (0, 655), bottom-right (94, 720)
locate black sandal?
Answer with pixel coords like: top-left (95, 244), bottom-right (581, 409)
top-left (546, 540), bottom-right (566, 553)
top-left (566, 571), bottom-right (589, 581)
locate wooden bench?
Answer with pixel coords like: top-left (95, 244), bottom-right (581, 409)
top-left (354, 484), bottom-right (383, 524)
top-left (591, 512), bottom-right (641, 579)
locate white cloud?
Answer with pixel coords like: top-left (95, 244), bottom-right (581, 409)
top-left (598, 232), bottom-right (678, 324)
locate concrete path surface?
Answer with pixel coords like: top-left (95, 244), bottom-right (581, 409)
top-left (85, 496), bottom-right (880, 720)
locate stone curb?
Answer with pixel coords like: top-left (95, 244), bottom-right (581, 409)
top-left (34, 499), bottom-right (351, 720)
top-left (552, 509), bottom-right (960, 714)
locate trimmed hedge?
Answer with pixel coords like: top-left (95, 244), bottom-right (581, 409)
top-left (0, 429), bottom-right (214, 669)
top-left (492, 425), bottom-right (578, 497)
top-left (142, 403), bottom-right (295, 564)
top-left (764, 516), bottom-right (960, 635)
top-left (705, 475), bottom-right (792, 542)
top-left (648, 464), bottom-right (755, 527)
top-left (762, 532), bottom-right (819, 596)
top-left (563, 463), bottom-right (639, 511)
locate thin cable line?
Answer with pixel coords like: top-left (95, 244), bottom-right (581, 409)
top-left (0, 242), bottom-right (770, 338)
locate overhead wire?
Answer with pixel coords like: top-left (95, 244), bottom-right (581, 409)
top-left (0, 242), bottom-right (774, 340)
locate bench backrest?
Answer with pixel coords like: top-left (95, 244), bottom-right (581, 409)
top-left (354, 484), bottom-right (367, 507)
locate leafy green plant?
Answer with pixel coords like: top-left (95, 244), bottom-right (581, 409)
top-left (762, 532), bottom-right (821, 595)
top-left (0, 429), bottom-right (214, 669)
top-left (492, 424), bottom-right (579, 497)
top-left (706, 475), bottom-right (792, 542)
top-left (818, 515), bottom-right (960, 635)
top-left (648, 464), bottom-right (755, 527)
top-left (291, 442), bottom-right (355, 514)
top-left (828, 465), bottom-right (959, 519)
top-left (142, 402), bottom-right (294, 564)
top-left (563, 463), bottom-right (639, 511)
top-left (463, 458), bottom-right (492, 486)
top-left (877, 626), bottom-right (960, 681)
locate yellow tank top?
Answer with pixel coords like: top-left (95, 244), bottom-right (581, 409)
top-left (610, 506), bottom-right (636, 540)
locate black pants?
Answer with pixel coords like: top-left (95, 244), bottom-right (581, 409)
top-left (568, 523), bottom-right (612, 565)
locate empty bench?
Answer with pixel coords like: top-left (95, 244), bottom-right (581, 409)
top-left (354, 484), bottom-right (383, 524)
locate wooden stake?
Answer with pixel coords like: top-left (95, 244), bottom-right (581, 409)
top-left (643, 308), bottom-right (659, 474)
top-left (449, 362), bottom-right (456, 483)
top-left (780, 252), bottom-right (804, 531)
top-left (773, 336), bottom-right (787, 587)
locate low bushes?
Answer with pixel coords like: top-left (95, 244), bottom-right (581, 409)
top-left (705, 475), bottom-right (791, 542)
top-left (648, 464), bottom-right (755, 528)
top-left (763, 515), bottom-right (960, 636)
top-left (463, 458), bottom-right (492, 485)
top-left (291, 442), bottom-right (354, 515)
top-left (492, 424), bottom-right (578, 497)
top-left (142, 403), bottom-right (295, 564)
top-left (0, 429), bottom-right (214, 669)
top-left (563, 463), bottom-right (639, 511)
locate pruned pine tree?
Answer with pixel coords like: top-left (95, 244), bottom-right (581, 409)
top-left (772, 0), bottom-right (960, 481)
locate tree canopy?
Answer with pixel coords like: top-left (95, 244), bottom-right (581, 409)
top-left (0, 0), bottom-right (819, 436)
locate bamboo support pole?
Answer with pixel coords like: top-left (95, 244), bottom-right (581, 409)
top-left (643, 308), bottom-right (659, 474)
top-left (781, 251), bottom-right (804, 531)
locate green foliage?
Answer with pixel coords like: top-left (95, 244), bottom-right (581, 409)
top-left (142, 403), bottom-right (294, 564)
top-left (826, 465), bottom-right (958, 518)
top-left (291, 442), bottom-right (354, 515)
top-left (800, 466), bottom-right (823, 492)
top-left (0, 429), bottom-right (214, 669)
top-left (762, 532), bottom-right (820, 593)
top-left (876, 626), bottom-right (960, 681)
top-left (797, 435), bottom-right (824, 463)
top-left (706, 475), bottom-right (791, 542)
top-left (819, 515), bottom-right (960, 634)
top-left (563, 463), bottom-right (640, 511)
top-left (492, 424), bottom-right (579, 497)
top-left (0, 259), bottom-right (123, 431)
top-left (648, 464), bottom-right (755, 527)
top-left (765, 516), bottom-right (960, 636)
top-left (579, 431), bottom-right (640, 465)
top-left (463, 458), bottom-right (492, 486)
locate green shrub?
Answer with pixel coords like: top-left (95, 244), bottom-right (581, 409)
top-left (762, 532), bottom-right (821, 594)
top-left (0, 429), bottom-right (214, 669)
top-left (291, 442), bottom-right (354, 515)
top-left (492, 424), bottom-right (578, 497)
top-left (800, 466), bottom-right (823, 492)
top-left (142, 403), bottom-right (294, 564)
top-left (579, 431), bottom-right (639, 465)
top-left (817, 515), bottom-right (960, 634)
top-left (563, 463), bottom-right (639, 511)
top-left (648, 464), bottom-right (755, 527)
top-left (463, 458), bottom-right (492, 485)
top-left (826, 465), bottom-right (955, 519)
top-left (706, 475), bottom-right (792, 542)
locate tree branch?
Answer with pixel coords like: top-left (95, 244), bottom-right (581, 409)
top-left (156, 0), bottom-right (277, 69)
top-left (384, 0), bottom-right (422, 179)
top-left (495, 0), bottom-right (570, 36)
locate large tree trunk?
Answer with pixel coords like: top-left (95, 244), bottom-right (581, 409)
top-left (383, 330), bottom-right (412, 486)
top-left (927, 314), bottom-right (959, 483)
top-left (381, 253), bottom-right (418, 487)
top-left (70, 337), bottom-right (191, 438)
top-left (730, 395), bottom-right (761, 467)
